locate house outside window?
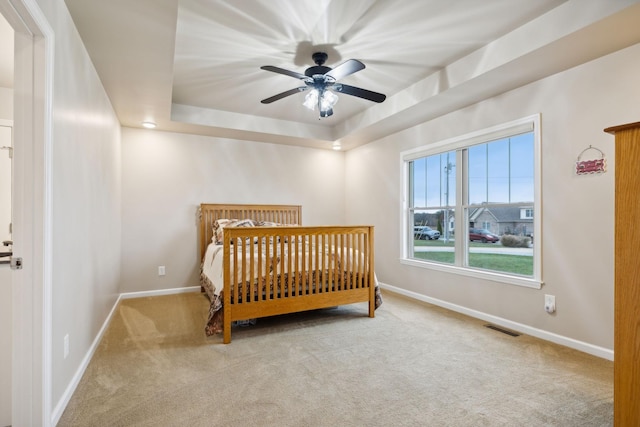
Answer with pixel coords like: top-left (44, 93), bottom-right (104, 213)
top-left (401, 115), bottom-right (542, 289)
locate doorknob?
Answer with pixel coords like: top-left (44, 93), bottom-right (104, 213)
top-left (10, 257), bottom-right (22, 270)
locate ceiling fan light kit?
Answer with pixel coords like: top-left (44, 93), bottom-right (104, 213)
top-left (303, 88), bottom-right (338, 115)
top-left (261, 52), bottom-right (386, 118)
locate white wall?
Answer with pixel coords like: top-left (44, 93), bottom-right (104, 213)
top-left (34, 0), bottom-right (122, 411)
top-left (120, 128), bottom-right (345, 293)
top-left (346, 42), bottom-right (640, 352)
top-left (0, 87), bottom-right (11, 119)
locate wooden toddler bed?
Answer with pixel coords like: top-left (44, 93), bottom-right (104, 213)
top-left (199, 203), bottom-right (381, 343)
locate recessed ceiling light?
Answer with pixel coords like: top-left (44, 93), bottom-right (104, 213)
top-left (332, 142), bottom-right (342, 151)
top-left (142, 121), bottom-right (156, 129)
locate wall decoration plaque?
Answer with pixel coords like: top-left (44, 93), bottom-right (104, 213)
top-left (576, 145), bottom-right (606, 175)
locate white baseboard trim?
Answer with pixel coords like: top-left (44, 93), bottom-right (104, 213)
top-left (379, 282), bottom-right (614, 361)
top-left (51, 286), bottom-right (201, 425)
top-left (120, 286), bottom-right (201, 299)
top-left (51, 293), bottom-right (123, 425)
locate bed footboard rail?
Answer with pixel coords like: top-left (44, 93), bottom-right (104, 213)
top-left (222, 225), bottom-right (375, 343)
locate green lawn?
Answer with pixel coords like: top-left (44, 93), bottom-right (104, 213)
top-left (413, 248), bottom-right (533, 276)
top-left (415, 239), bottom-right (493, 248)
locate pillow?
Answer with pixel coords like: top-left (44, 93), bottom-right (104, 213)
top-left (254, 221), bottom-right (299, 227)
top-left (213, 219), bottom-right (254, 245)
top-left (254, 221), bottom-right (300, 244)
top-left (212, 219), bottom-right (232, 244)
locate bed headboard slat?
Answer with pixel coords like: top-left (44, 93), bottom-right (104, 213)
top-left (199, 203), bottom-right (302, 261)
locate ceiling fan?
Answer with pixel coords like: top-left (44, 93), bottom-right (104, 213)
top-left (260, 52), bottom-right (386, 118)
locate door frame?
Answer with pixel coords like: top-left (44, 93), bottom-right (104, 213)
top-left (0, 119), bottom-right (12, 427)
top-left (0, 0), bottom-right (53, 425)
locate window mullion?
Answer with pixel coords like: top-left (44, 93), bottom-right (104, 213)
top-left (485, 143), bottom-right (489, 203)
top-left (455, 149), bottom-right (466, 267)
top-left (508, 137), bottom-right (512, 203)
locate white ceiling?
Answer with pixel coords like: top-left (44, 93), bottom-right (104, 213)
top-left (6, 1), bottom-right (640, 150)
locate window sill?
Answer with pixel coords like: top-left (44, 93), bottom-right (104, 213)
top-left (400, 258), bottom-right (543, 289)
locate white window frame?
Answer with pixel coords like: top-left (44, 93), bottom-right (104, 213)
top-left (400, 115), bottom-right (542, 289)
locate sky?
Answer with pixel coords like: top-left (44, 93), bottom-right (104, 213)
top-left (411, 132), bottom-right (534, 208)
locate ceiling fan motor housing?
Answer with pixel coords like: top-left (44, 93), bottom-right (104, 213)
top-left (305, 66), bottom-right (331, 77)
top-left (312, 52), bottom-right (328, 65)
top-left (305, 52), bottom-right (331, 77)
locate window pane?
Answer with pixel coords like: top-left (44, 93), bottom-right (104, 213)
top-left (441, 151), bottom-right (456, 207)
top-left (410, 158), bottom-right (425, 207)
top-left (466, 206), bottom-right (533, 276)
top-left (487, 138), bottom-right (510, 203)
top-left (509, 133), bottom-right (534, 203)
top-left (425, 155), bottom-right (441, 206)
top-left (410, 151), bottom-right (456, 208)
top-left (409, 151), bottom-right (456, 266)
top-left (468, 144), bottom-right (487, 204)
top-left (468, 134), bottom-right (534, 205)
top-left (411, 208), bottom-right (455, 265)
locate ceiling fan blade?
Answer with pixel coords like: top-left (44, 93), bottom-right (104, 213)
top-left (325, 59), bottom-right (365, 81)
top-left (261, 87), bottom-right (308, 104)
top-left (260, 65), bottom-right (308, 80)
top-left (335, 84), bottom-right (386, 103)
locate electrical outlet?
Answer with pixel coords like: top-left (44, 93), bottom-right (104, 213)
top-left (544, 294), bottom-right (556, 313)
top-left (64, 334), bottom-right (69, 359)
top-left (158, 266), bottom-right (166, 276)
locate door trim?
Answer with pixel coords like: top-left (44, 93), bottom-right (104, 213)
top-left (0, 0), bottom-right (53, 425)
top-left (0, 120), bottom-right (12, 427)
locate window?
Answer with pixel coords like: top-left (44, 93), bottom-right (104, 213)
top-left (402, 115), bottom-right (541, 288)
top-left (521, 208), bottom-right (533, 219)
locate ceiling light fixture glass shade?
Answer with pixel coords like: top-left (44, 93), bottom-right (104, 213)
top-left (320, 90), bottom-right (338, 111)
top-left (303, 89), bottom-right (319, 110)
top-left (303, 88), bottom-right (338, 117)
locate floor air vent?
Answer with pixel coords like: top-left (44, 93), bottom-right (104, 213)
top-left (485, 324), bottom-right (520, 337)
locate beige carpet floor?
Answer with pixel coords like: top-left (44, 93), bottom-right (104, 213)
top-left (57, 290), bottom-right (613, 427)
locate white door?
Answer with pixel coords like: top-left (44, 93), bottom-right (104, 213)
top-left (0, 123), bottom-right (12, 427)
top-left (0, 1), bottom-right (51, 424)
